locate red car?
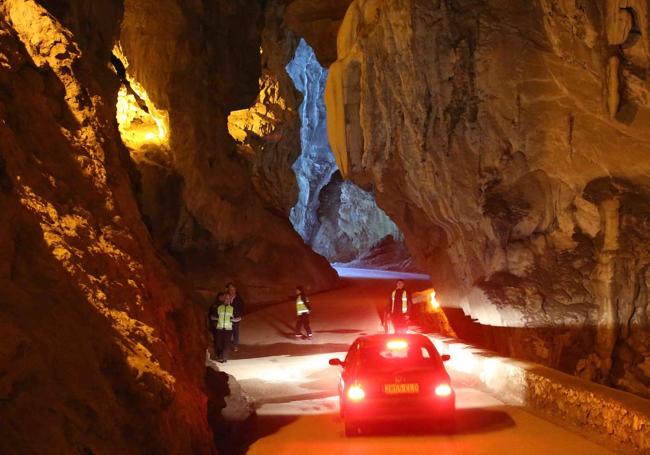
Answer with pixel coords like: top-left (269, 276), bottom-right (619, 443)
top-left (329, 333), bottom-right (455, 436)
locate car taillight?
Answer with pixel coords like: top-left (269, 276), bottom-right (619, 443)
top-left (435, 384), bottom-right (452, 397)
top-left (347, 385), bottom-right (365, 401)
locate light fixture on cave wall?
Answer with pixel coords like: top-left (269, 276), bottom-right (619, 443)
top-left (113, 45), bottom-right (169, 154)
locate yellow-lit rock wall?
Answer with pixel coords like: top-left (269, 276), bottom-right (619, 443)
top-left (0, 0), bottom-right (214, 453)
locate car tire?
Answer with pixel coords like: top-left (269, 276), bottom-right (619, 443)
top-left (344, 420), bottom-right (361, 437)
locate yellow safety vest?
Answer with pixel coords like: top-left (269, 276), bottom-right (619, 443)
top-left (217, 304), bottom-right (234, 330)
top-left (391, 290), bottom-right (408, 314)
top-left (296, 296), bottom-right (310, 315)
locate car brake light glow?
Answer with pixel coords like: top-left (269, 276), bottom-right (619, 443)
top-left (347, 385), bottom-right (365, 401)
top-left (386, 339), bottom-right (408, 350)
top-left (435, 384), bottom-right (452, 397)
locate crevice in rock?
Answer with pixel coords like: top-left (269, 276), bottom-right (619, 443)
top-left (286, 38), bottom-right (415, 270)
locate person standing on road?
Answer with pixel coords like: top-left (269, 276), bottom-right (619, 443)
top-left (209, 292), bottom-right (233, 363)
top-left (385, 279), bottom-right (413, 334)
top-left (226, 282), bottom-right (245, 352)
top-left (294, 286), bottom-right (313, 339)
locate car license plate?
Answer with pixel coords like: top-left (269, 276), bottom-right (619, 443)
top-left (383, 383), bottom-right (419, 394)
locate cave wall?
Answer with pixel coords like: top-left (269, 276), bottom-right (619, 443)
top-left (118, 0), bottom-right (339, 303)
top-left (284, 0), bottom-right (354, 66)
top-left (325, 0), bottom-right (650, 396)
top-left (0, 1), bottom-right (214, 453)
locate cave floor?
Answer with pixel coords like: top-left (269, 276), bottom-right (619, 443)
top-left (212, 268), bottom-right (615, 454)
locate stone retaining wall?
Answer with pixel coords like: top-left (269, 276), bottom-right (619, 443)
top-left (430, 336), bottom-right (650, 453)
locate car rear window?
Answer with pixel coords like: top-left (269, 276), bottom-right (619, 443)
top-left (359, 342), bottom-right (442, 368)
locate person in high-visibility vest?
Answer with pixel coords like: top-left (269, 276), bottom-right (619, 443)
top-left (294, 286), bottom-right (313, 339)
top-left (225, 282), bottom-right (245, 352)
top-left (209, 292), bottom-right (234, 363)
top-left (385, 279), bottom-right (413, 334)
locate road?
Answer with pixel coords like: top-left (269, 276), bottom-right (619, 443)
top-left (214, 267), bottom-right (615, 454)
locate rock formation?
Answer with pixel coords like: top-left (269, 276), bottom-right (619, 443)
top-left (5, 0), bottom-right (650, 452)
top-left (287, 38), bottom-right (404, 264)
top-left (325, 0), bottom-right (650, 397)
top-left (0, 1), bottom-right (341, 453)
top-left (284, 0), bottom-right (353, 66)
top-left (312, 171), bottom-right (403, 263)
top-left (0, 1), bottom-right (213, 453)
top-left (118, 0), bottom-right (338, 303)
top-left (287, 39), bottom-right (340, 244)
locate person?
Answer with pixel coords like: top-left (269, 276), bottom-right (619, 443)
top-left (294, 286), bottom-right (313, 339)
top-left (226, 282), bottom-right (245, 352)
top-left (209, 292), bottom-right (233, 363)
top-left (385, 279), bottom-right (413, 334)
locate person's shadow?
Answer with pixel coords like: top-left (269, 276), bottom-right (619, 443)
top-left (259, 310), bottom-right (297, 339)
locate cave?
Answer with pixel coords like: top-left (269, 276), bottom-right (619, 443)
top-left (2, 1), bottom-right (650, 454)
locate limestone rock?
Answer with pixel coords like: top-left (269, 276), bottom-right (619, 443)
top-left (228, 1), bottom-right (302, 215)
top-left (311, 172), bottom-right (402, 262)
top-left (287, 38), bottom-right (340, 243)
top-left (0, 1), bottom-right (214, 452)
top-left (286, 39), bottom-right (403, 264)
top-left (326, 0), bottom-right (650, 396)
top-left (119, 0), bottom-right (339, 303)
top-left (284, 0), bottom-right (353, 66)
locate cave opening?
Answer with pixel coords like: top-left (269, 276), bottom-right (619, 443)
top-left (286, 39), bottom-right (415, 271)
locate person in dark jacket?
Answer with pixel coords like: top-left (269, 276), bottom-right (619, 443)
top-left (294, 286), bottom-right (313, 339)
top-left (385, 279), bottom-right (413, 334)
top-left (226, 282), bottom-right (245, 352)
top-left (208, 292), bottom-right (233, 362)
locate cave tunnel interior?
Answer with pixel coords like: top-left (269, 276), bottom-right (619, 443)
top-left (4, 1), bottom-right (650, 453)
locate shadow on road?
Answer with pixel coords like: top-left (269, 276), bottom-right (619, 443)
top-left (220, 414), bottom-right (300, 455)
top-left (233, 342), bottom-right (350, 359)
top-left (360, 407), bottom-right (515, 436)
top-left (231, 406), bottom-right (516, 453)
top-left (258, 311), bottom-right (297, 339)
top-left (455, 407), bottom-right (515, 434)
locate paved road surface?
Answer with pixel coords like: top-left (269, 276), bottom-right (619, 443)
top-left (215, 268), bottom-right (615, 454)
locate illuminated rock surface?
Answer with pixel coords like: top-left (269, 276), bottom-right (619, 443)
top-left (118, 0), bottom-right (338, 302)
top-left (325, 0), bottom-right (650, 396)
top-left (0, 1), bottom-right (212, 453)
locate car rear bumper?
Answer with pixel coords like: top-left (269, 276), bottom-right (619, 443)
top-left (343, 395), bottom-right (455, 422)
